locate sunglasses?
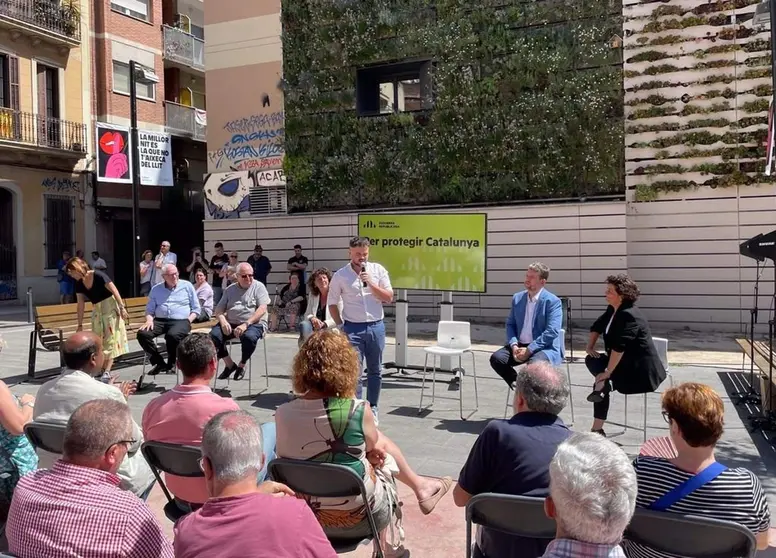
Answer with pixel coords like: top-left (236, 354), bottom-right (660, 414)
top-left (239, 274), bottom-right (253, 279)
top-left (109, 439), bottom-right (137, 451)
top-left (230, 255), bottom-right (238, 258)
top-left (662, 411), bottom-right (671, 423)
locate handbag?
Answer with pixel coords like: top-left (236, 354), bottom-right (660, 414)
top-left (647, 461), bottom-right (727, 511)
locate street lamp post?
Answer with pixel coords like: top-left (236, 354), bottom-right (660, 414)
top-left (128, 60), bottom-right (158, 296)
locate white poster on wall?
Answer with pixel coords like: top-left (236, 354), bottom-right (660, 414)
top-left (138, 130), bottom-right (173, 187)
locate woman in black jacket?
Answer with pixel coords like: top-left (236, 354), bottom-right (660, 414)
top-left (585, 274), bottom-right (666, 436)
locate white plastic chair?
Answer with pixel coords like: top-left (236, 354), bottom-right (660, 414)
top-left (608, 336), bottom-right (673, 442)
top-left (418, 321), bottom-right (479, 420)
top-left (503, 328), bottom-right (574, 425)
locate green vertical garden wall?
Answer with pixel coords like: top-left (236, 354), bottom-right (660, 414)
top-left (280, 0), bottom-right (624, 212)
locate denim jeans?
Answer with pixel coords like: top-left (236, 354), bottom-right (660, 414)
top-left (298, 320), bottom-right (314, 346)
top-left (210, 323), bottom-right (264, 364)
top-left (343, 320), bottom-right (386, 410)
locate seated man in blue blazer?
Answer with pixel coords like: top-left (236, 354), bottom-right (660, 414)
top-left (490, 262), bottom-right (564, 387)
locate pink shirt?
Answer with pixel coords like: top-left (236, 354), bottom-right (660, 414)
top-left (141, 383), bottom-right (239, 503)
top-left (8, 460), bottom-right (173, 558)
top-left (174, 492), bottom-right (337, 558)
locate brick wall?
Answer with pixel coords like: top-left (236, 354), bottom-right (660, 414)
top-left (92, 0), bottom-right (166, 127)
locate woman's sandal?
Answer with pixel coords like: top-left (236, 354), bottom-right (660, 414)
top-left (418, 476), bottom-right (453, 515)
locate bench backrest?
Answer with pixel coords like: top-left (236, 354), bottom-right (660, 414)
top-left (36, 297), bottom-right (150, 335)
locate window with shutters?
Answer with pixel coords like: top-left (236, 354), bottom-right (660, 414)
top-left (37, 64), bottom-right (61, 148)
top-left (111, 0), bottom-right (150, 21)
top-left (112, 61), bottom-right (155, 100)
top-left (0, 55), bottom-right (20, 141)
top-left (43, 195), bottom-right (75, 270)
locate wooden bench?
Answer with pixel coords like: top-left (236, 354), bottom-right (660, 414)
top-left (735, 338), bottom-right (776, 412)
top-left (28, 297), bottom-right (217, 379)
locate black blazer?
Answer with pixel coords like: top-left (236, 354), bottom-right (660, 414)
top-left (591, 302), bottom-right (666, 394)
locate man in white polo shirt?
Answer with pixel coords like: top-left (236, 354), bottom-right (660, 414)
top-left (328, 237), bottom-right (393, 423)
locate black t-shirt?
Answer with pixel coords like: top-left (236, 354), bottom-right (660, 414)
top-left (287, 255), bottom-right (309, 280)
top-left (75, 270), bottom-right (113, 304)
top-left (458, 412), bottom-right (571, 558)
top-left (248, 255), bottom-right (272, 284)
top-left (209, 254), bottom-right (230, 286)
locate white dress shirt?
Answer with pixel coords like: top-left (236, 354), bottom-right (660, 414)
top-left (518, 288), bottom-right (543, 345)
top-left (328, 261), bottom-right (392, 323)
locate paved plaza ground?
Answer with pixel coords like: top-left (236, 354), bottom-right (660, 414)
top-left (1, 307), bottom-right (775, 556)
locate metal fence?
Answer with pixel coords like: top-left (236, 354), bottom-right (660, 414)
top-left (0, 0), bottom-right (81, 41)
top-left (165, 101), bottom-right (206, 141)
top-left (163, 25), bottom-right (205, 72)
top-left (0, 107), bottom-right (86, 152)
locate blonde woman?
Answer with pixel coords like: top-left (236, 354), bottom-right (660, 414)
top-left (66, 257), bottom-right (129, 377)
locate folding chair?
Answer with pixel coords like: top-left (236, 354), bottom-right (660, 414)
top-left (607, 336), bottom-right (673, 442)
top-left (24, 421), bottom-right (66, 455)
top-left (212, 330), bottom-right (270, 396)
top-left (268, 458), bottom-right (385, 558)
top-left (418, 321), bottom-right (479, 420)
top-left (504, 328), bottom-right (574, 425)
top-left (625, 508), bottom-right (757, 558)
top-left (140, 441), bottom-right (204, 523)
top-left (465, 493), bottom-right (555, 558)
top-left (271, 284), bottom-right (290, 331)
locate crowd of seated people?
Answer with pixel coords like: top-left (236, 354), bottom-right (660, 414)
top-left (0, 319), bottom-right (771, 558)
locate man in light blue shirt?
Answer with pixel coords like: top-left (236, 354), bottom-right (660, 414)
top-left (150, 240), bottom-right (177, 287)
top-left (137, 264), bottom-right (200, 378)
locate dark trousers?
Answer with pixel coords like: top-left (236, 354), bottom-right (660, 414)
top-left (586, 354), bottom-right (612, 420)
top-left (490, 343), bottom-right (530, 387)
top-left (210, 323), bottom-right (264, 364)
top-left (136, 318), bottom-right (191, 367)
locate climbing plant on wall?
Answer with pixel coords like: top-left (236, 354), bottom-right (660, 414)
top-left (280, 0), bottom-right (624, 212)
top-left (623, 0), bottom-right (773, 201)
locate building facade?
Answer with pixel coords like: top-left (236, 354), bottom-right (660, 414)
top-left (0, 0), bottom-right (92, 304)
top-left (200, 0), bottom-right (776, 332)
top-left (91, 0), bottom-right (207, 295)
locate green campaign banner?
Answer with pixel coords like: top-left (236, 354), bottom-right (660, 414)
top-left (358, 213), bottom-right (487, 293)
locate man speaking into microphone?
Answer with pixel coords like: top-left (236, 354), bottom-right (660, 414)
top-left (328, 236), bottom-right (393, 424)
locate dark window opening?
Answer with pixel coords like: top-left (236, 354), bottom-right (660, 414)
top-left (44, 195), bottom-right (75, 270)
top-left (356, 59), bottom-right (434, 116)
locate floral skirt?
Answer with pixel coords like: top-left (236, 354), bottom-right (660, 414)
top-left (92, 297), bottom-right (129, 358)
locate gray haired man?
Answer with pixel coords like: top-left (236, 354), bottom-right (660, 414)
top-left (453, 361), bottom-right (572, 558)
top-left (7, 399), bottom-right (173, 557)
top-left (173, 411), bottom-right (337, 558)
top-left (210, 262), bottom-right (271, 381)
top-left (542, 432), bottom-right (637, 558)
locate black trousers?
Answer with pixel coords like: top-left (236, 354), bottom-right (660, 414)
top-left (490, 343), bottom-right (529, 387)
top-left (137, 318), bottom-right (191, 367)
top-left (193, 311), bottom-right (211, 324)
top-left (586, 354), bottom-right (612, 420)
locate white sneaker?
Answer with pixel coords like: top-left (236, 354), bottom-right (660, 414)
top-left (373, 409), bottom-right (379, 427)
top-left (385, 545), bottom-right (408, 558)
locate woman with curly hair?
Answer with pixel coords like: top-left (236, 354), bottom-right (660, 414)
top-left (585, 274), bottom-right (666, 436)
top-left (298, 268), bottom-right (343, 345)
top-left (275, 330), bottom-right (452, 556)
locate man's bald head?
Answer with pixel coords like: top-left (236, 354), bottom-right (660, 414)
top-left (62, 331), bottom-right (103, 374)
top-left (236, 262), bottom-right (252, 275)
top-left (64, 399), bottom-right (133, 462)
top-left (235, 262), bottom-right (254, 288)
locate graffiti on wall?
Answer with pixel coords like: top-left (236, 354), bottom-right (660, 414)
top-left (42, 176), bottom-right (80, 192)
top-left (204, 169), bottom-right (286, 219)
top-left (208, 111), bottom-right (285, 171)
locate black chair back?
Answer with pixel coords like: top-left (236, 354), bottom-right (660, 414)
top-left (140, 440), bottom-right (203, 517)
top-left (625, 508), bottom-right (757, 558)
top-left (24, 421), bottom-right (66, 454)
top-left (268, 458), bottom-right (384, 558)
top-left (465, 493), bottom-right (555, 558)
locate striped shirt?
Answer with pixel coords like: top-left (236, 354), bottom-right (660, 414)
top-left (622, 456), bottom-right (770, 558)
top-left (6, 460), bottom-right (173, 558)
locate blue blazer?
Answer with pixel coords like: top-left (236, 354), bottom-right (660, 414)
top-left (506, 289), bottom-right (563, 365)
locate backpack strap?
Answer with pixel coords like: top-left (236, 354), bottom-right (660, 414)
top-left (648, 462), bottom-right (727, 511)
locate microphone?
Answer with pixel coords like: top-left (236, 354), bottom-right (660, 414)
top-left (361, 264), bottom-right (367, 288)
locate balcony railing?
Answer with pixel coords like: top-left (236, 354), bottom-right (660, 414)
top-left (163, 25), bottom-right (204, 72)
top-left (0, 108), bottom-right (86, 153)
top-left (165, 102), bottom-right (206, 141)
top-left (0, 0), bottom-right (81, 43)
